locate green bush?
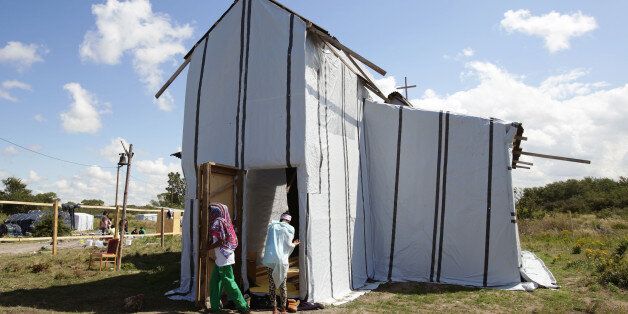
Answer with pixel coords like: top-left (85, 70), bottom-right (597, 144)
top-left (516, 177), bottom-right (628, 217)
top-left (32, 214), bottom-right (72, 237)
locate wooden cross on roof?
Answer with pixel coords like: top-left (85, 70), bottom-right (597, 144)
top-left (396, 76), bottom-right (416, 99)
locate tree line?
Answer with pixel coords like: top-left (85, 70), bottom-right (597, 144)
top-left (516, 177), bottom-right (628, 219)
top-left (0, 172), bottom-right (185, 215)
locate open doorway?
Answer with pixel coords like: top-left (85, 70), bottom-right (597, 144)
top-left (244, 168), bottom-right (301, 299)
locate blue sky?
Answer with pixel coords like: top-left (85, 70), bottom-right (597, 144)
top-left (1, 0), bottom-right (626, 205)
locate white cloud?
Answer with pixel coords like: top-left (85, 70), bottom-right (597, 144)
top-left (443, 47), bottom-right (476, 61)
top-left (501, 9), bottom-right (597, 53)
top-left (28, 170), bottom-right (42, 183)
top-left (0, 41), bottom-right (45, 70)
top-left (461, 47), bottom-right (474, 57)
top-left (0, 79), bottom-right (32, 102)
top-left (377, 62), bottom-right (628, 187)
top-left (60, 82), bottom-right (103, 134)
top-left (539, 69), bottom-right (607, 100)
top-left (80, 0), bottom-right (193, 111)
top-left (29, 144), bottom-right (42, 152)
top-left (34, 114), bottom-right (46, 122)
top-left (100, 137), bottom-right (129, 163)
top-left (2, 146), bottom-right (18, 156)
top-left (135, 157), bottom-right (181, 177)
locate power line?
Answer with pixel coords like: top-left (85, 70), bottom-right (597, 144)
top-left (0, 136), bottom-right (117, 168)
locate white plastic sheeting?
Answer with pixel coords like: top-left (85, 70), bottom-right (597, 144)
top-left (73, 213), bottom-right (94, 231)
top-left (169, 0), bottom-right (552, 304)
top-left (521, 250), bottom-right (559, 289)
top-left (136, 214), bottom-right (157, 221)
top-left (365, 103), bottom-right (522, 287)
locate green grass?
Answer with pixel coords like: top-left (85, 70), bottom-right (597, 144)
top-left (0, 213), bottom-right (626, 313)
top-left (333, 213), bottom-right (627, 313)
top-left (0, 236), bottom-right (194, 313)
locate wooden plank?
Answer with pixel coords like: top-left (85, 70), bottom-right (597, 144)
top-left (514, 135), bottom-right (528, 141)
top-left (520, 151), bottom-right (591, 164)
top-left (0, 200), bottom-right (53, 206)
top-left (52, 200), bottom-right (59, 255)
top-left (155, 57), bottom-right (191, 99)
top-left (514, 165), bottom-right (531, 169)
top-left (516, 160), bottom-right (533, 166)
top-left (308, 25), bottom-right (386, 76)
top-left (0, 233), bottom-right (176, 243)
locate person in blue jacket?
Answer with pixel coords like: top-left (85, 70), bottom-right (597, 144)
top-left (262, 212), bottom-right (299, 314)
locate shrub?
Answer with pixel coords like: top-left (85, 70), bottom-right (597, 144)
top-left (516, 177), bottom-right (628, 217)
top-left (32, 214), bottom-right (72, 237)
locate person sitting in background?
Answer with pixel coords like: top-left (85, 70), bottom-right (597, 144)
top-left (262, 212), bottom-right (299, 314)
top-left (100, 211), bottom-right (111, 235)
top-left (139, 226), bottom-right (146, 235)
top-left (131, 227), bottom-right (139, 235)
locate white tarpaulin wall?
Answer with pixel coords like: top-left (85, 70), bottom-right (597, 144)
top-left (364, 102), bottom-right (522, 287)
top-left (168, 0), bottom-right (547, 304)
top-left (167, 0), bottom-right (311, 301)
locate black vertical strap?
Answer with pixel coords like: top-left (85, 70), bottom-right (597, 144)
top-left (317, 69), bottom-right (323, 193)
top-left (234, 0), bottom-right (247, 167)
top-left (429, 111), bottom-right (444, 282)
top-left (358, 97), bottom-right (369, 279)
top-left (193, 39), bottom-right (209, 169)
top-left (304, 193), bottom-right (311, 300)
top-left (436, 112), bottom-right (451, 282)
top-left (285, 14), bottom-right (295, 167)
top-left (483, 118), bottom-right (494, 287)
top-left (240, 0), bottom-right (253, 169)
top-left (387, 106), bottom-right (403, 281)
top-left (323, 59), bottom-right (334, 298)
top-left (187, 199), bottom-right (195, 295)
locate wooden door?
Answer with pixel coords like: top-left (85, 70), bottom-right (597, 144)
top-left (195, 162), bottom-right (244, 306)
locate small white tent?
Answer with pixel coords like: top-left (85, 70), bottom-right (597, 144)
top-left (164, 0), bottom-right (555, 304)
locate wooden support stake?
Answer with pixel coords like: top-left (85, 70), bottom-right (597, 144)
top-left (52, 200), bottom-right (59, 255)
top-left (308, 25), bottom-right (386, 75)
top-left (155, 57), bottom-right (191, 99)
top-left (161, 208), bottom-right (165, 248)
top-left (515, 165), bottom-right (531, 169)
top-left (520, 151), bottom-right (591, 164)
top-left (516, 160), bottom-right (533, 166)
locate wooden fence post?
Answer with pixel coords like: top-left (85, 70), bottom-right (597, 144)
top-left (52, 200), bottom-right (59, 255)
top-left (161, 208), bottom-right (165, 248)
top-left (114, 205), bottom-right (120, 239)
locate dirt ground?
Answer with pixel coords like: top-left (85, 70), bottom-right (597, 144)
top-left (0, 240), bottom-right (84, 255)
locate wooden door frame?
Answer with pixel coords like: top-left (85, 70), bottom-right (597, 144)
top-left (195, 161), bottom-right (245, 306)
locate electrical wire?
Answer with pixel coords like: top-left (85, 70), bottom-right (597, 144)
top-left (0, 136), bottom-right (118, 168)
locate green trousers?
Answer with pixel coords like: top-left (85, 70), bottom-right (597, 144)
top-left (209, 264), bottom-right (249, 312)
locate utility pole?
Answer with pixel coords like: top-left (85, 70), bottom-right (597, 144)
top-left (116, 143), bottom-right (133, 271)
top-left (396, 76), bottom-right (416, 99)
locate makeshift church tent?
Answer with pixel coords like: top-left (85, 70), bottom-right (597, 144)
top-left (162, 0), bottom-right (555, 304)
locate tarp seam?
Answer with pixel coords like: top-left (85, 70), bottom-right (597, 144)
top-left (323, 58), bottom-right (335, 298)
top-left (358, 97), bottom-right (369, 279)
